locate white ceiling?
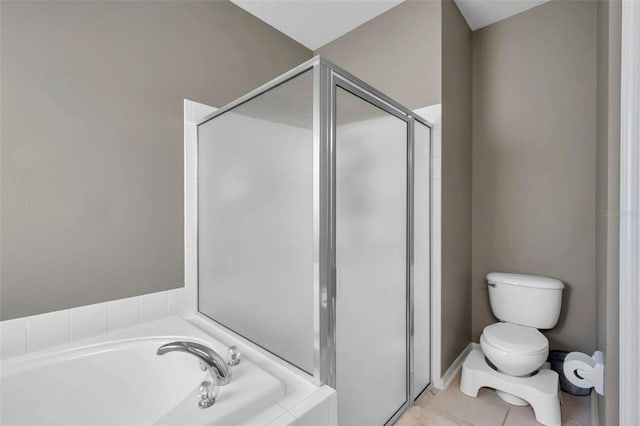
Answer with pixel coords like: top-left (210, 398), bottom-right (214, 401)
top-left (230, 0), bottom-right (404, 51)
top-left (231, 0), bottom-right (553, 51)
top-left (454, 0), bottom-right (552, 30)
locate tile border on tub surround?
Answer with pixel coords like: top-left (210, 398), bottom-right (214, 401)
top-left (235, 387), bottom-right (337, 426)
top-left (0, 288), bottom-right (188, 359)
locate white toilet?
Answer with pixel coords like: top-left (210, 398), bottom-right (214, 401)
top-left (460, 272), bottom-right (565, 426)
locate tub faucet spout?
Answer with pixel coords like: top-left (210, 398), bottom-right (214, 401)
top-left (157, 341), bottom-right (231, 386)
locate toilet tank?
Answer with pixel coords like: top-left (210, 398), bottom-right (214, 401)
top-left (487, 272), bottom-right (564, 329)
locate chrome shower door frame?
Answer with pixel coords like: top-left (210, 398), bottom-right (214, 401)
top-left (319, 59), bottom-right (430, 425)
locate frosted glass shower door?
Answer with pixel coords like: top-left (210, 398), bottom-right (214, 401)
top-left (335, 86), bottom-right (408, 425)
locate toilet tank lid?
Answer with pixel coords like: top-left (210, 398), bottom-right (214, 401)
top-left (486, 272), bottom-right (564, 290)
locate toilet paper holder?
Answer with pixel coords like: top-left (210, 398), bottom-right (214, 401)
top-left (563, 350), bottom-right (605, 395)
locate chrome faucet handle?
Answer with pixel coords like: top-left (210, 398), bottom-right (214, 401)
top-left (198, 381), bottom-right (219, 409)
top-left (228, 346), bottom-right (241, 366)
top-left (157, 341), bottom-right (231, 386)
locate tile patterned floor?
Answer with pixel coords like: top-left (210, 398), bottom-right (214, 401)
top-left (396, 374), bottom-right (591, 426)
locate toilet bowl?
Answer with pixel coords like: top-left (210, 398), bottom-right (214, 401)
top-left (480, 322), bottom-right (548, 376)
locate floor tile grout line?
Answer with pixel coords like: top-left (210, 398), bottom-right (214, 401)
top-left (502, 406), bottom-right (511, 426)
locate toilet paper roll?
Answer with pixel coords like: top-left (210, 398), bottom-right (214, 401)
top-left (563, 351), bottom-right (605, 395)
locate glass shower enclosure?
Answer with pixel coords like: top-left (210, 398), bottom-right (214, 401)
top-left (197, 57), bottom-right (431, 425)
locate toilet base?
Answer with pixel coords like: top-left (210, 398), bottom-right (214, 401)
top-left (460, 348), bottom-right (561, 426)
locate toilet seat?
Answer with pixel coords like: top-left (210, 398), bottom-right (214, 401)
top-left (482, 322), bottom-right (548, 355)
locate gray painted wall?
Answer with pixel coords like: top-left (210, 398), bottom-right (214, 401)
top-left (441, 0), bottom-right (472, 377)
top-left (0, 0), bottom-right (311, 320)
top-left (315, 0), bottom-right (442, 109)
top-left (471, 0), bottom-right (598, 353)
top-left (596, 0), bottom-right (620, 424)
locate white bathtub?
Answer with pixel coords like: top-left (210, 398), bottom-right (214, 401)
top-left (0, 317), bottom-right (286, 425)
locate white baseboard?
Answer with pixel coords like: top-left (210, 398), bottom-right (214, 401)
top-left (437, 342), bottom-right (476, 389)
